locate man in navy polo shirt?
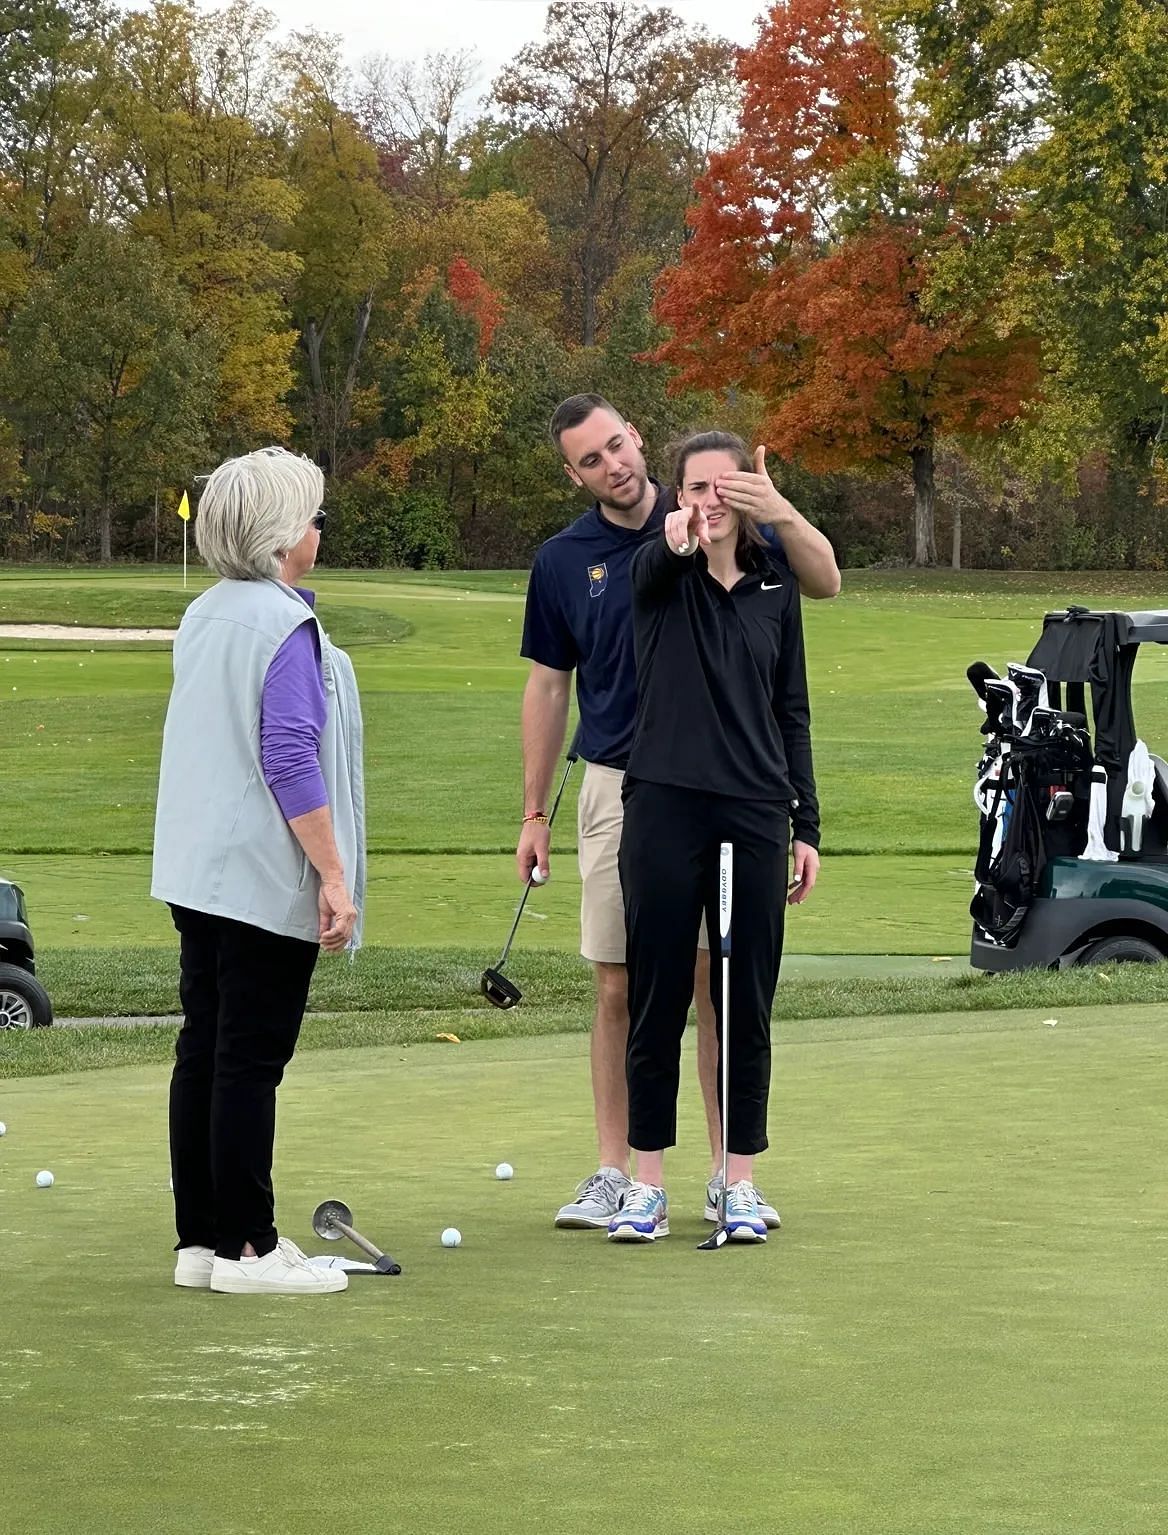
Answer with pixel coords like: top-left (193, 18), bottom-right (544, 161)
top-left (517, 393), bottom-right (841, 1229)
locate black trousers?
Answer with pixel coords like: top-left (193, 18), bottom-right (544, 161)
top-left (169, 905), bottom-right (319, 1260)
top-left (619, 780), bottom-right (789, 1155)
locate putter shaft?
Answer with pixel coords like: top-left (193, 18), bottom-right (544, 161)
top-left (331, 1216), bottom-right (386, 1262)
top-left (493, 751), bottom-right (578, 971)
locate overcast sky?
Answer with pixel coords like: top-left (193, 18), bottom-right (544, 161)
top-left (231, 1), bottom-right (769, 85)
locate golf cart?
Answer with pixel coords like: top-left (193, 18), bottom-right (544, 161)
top-left (969, 607), bottom-right (1168, 972)
top-left (0, 879), bottom-right (53, 1027)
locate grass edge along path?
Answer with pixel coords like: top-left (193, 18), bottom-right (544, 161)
top-left (4, 951), bottom-right (1165, 1079)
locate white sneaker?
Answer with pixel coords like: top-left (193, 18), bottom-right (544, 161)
top-left (210, 1237), bottom-right (348, 1295)
top-left (174, 1245), bottom-right (215, 1289)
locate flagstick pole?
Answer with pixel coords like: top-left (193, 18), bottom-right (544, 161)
top-left (183, 520), bottom-right (188, 590)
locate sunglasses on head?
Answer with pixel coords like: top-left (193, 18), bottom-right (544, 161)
top-left (311, 511), bottom-right (327, 530)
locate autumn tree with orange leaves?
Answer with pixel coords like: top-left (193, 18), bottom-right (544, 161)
top-left (654, 0), bottom-right (1039, 566)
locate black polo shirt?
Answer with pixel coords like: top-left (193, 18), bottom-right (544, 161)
top-left (521, 482), bottom-right (790, 770)
top-left (625, 533), bottom-right (819, 847)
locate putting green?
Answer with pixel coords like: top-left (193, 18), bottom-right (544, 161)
top-left (2, 1006), bottom-right (1166, 1534)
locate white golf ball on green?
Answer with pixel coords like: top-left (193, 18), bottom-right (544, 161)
top-left (36, 1170), bottom-right (54, 1188)
top-left (0, 1120), bottom-right (7, 1136)
top-left (495, 1162), bottom-right (514, 1180)
top-left (441, 1227), bottom-right (462, 1247)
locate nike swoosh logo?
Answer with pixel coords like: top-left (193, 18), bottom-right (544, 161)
top-left (761, 581), bottom-right (782, 591)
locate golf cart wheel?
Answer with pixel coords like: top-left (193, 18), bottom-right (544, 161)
top-left (0, 963), bottom-right (53, 1028)
top-left (1076, 936), bottom-right (1164, 967)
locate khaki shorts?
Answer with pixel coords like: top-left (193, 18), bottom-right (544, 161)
top-left (577, 762), bottom-right (708, 964)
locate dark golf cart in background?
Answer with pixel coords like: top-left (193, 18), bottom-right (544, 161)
top-left (0, 878), bottom-right (53, 1027)
top-left (969, 607), bottom-right (1168, 972)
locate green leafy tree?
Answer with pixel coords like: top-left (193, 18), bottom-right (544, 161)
top-left (881, 0), bottom-right (1168, 473)
top-left (492, 1), bottom-right (736, 345)
top-left (110, 0), bottom-right (302, 450)
top-left (5, 227), bottom-right (216, 558)
top-left (281, 29), bottom-right (398, 473)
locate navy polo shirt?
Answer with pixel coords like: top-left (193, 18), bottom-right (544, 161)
top-left (521, 481), bottom-right (789, 770)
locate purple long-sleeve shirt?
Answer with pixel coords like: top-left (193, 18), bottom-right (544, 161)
top-left (260, 588), bottom-right (328, 820)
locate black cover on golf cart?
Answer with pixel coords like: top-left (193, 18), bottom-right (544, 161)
top-left (1025, 607), bottom-right (1168, 850)
top-left (1026, 609), bottom-right (1142, 769)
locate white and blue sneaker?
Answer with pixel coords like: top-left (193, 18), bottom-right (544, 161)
top-left (555, 1167), bottom-right (632, 1229)
top-left (724, 1179), bottom-right (768, 1242)
top-left (607, 1181), bottom-right (669, 1242)
top-left (706, 1175), bottom-right (781, 1230)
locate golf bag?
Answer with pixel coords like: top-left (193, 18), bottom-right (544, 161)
top-left (970, 700), bottom-right (1092, 946)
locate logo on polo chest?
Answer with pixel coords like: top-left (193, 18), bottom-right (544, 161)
top-left (587, 563), bottom-right (608, 598)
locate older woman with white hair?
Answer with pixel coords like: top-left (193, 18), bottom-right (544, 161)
top-left (152, 446), bottom-right (365, 1297)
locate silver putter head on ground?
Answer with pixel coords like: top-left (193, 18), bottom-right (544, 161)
top-left (312, 1198), bottom-right (354, 1241)
top-left (311, 1198), bottom-right (402, 1275)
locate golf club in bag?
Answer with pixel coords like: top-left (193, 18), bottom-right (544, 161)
top-left (480, 738), bottom-right (580, 1009)
top-left (698, 842), bottom-right (734, 1251)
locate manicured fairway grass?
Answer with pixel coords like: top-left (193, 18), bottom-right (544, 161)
top-left (3, 1008), bottom-right (1166, 1535)
top-left (6, 566), bottom-right (1168, 860)
top-left (13, 848), bottom-right (977, 953)
top-left (6, 564), bottom-right (1168, 978)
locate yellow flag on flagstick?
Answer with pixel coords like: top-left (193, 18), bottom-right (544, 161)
top-left (176, 491), bottom-right (190, 522)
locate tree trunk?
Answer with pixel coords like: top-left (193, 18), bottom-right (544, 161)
top-left (951, 502), bottom-right (962, 571)
top-left (581, 253), bottom-right (598, 348)
top-left (910, 439), bottom-right (937, 566)
top-left (301, 318), bottom-right (329, 469)
top-left (98, 440), bottom-right (113, 562)
top-left (335, 292), bottom-right (375, 473)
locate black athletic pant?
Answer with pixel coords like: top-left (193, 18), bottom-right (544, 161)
top-left (168, 905), bottom-right (319, 1261)
top-left (619, 780), bottom-right (789, 1155)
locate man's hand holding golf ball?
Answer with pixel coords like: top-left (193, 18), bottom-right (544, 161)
top-left (516, 816), bottom-right (551, 886)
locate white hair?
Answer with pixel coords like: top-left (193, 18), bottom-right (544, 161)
top-left (194, 447), bottom-right (325, 581)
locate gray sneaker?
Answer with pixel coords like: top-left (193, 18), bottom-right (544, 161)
top-left (555, 1166), bottom-right (632, 1228)
top-left (705, 1175), bottom-right (781, 1230)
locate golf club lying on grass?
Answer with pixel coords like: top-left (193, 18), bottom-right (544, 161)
top-left (699, 842), bottom-right (735, 1251)
top-left (480, 743), bottom-right (579, 1010)
top-left (311, 1199), bottom-right (402, 1275)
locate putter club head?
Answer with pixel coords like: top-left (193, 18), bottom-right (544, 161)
top-left (480, 967), bottom-right (522, 1010)
top-left (697, 1226), bottom-right (729, 1250)
top-left (312, 1198), bottom-right (354, 1241)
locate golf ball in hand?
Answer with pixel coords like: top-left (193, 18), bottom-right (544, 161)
top-left (495, 1162), bottom-right (514, 1180)
top-left (35, 1170), bottom-right (54, 1188)
top-left (441, 1227), bottom-right (462, 1248)
top-left (531, 867), bottom-right (547, 885)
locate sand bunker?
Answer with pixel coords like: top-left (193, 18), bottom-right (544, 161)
top-left (0, 624), bottom-right (176, 641)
